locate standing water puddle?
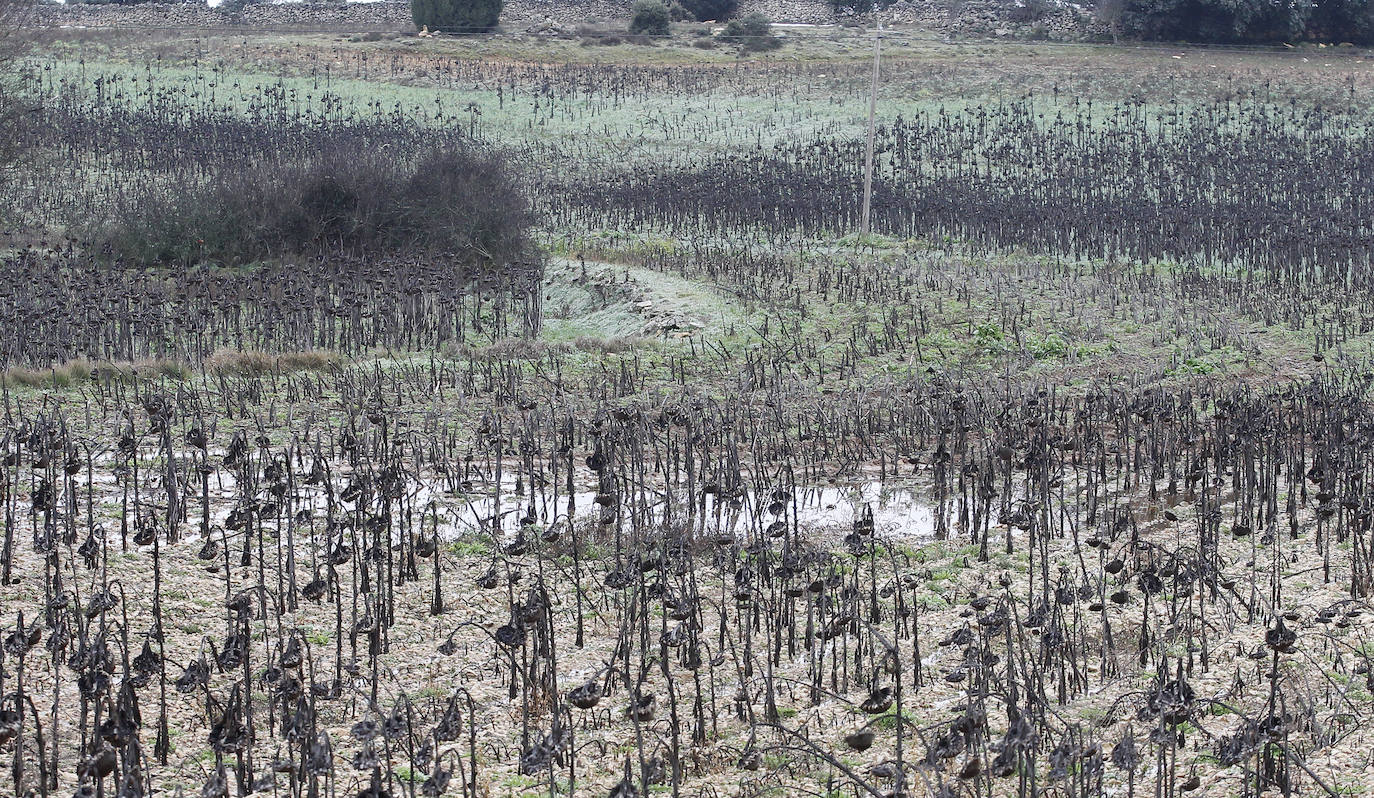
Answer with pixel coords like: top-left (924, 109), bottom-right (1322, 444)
top-left (90, 448), bottom-right (946, 547)
top-left (424, 480), bottom-right (945, 544)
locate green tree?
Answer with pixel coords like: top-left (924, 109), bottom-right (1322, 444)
top-left (1121, 0), bottom-right (1311, 42)
top-left (720, 12), bottom-right (780, 50)
top-left (677, 0), bottom-right (736, 22)
top-left (1308, 0), bottom-right (1374, 43)
top-left (629, 0), bottom-right (671, 36)
top-left (411, 0), bottom-right (501, 33)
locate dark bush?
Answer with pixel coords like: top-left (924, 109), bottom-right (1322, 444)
top-left (677, 0), bottom-right (736, 22)
top-left (1119, 0), bottom-right (1373, 43)
top-left (1306, 0), bottom-right (1374, 42)
top-left (1121, 0), bottom-right (1306, 42)
top-left (667, 1), bottom-right (693, 21)
top-left (629, 0), bottom-right (671, 36)
top-left (88, 145), bottom-right (533, 269)
top-left (411, 0), bottom-right (501, 33)
top-left (720, 12), bottom-right (780, 50)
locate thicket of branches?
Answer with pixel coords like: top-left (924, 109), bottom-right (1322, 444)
top-left (86, 144), bottom-right (534, 269)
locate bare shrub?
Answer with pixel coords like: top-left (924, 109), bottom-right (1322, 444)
top-left (86, 143), bottom-right (533, 269)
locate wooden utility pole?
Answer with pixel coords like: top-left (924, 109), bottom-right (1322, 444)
top-left (860, 20), bottom-right (882, 237)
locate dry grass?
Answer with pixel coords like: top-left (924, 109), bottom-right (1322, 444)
top-left (443, 334), bottom-right (650, 361)
top-left (448, 337), bottom-right (566, 361)
top-left (1, 349), bottom-right (339, 388)
top-left (0, 357), bottom-right (191, 387)
top-left (204, 348), bottom-right (340, 377)
top-left (573, 334), bottom-right (648, 353)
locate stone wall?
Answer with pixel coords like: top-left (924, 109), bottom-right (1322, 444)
top-left (738, 0), bottom-right (835, 25)
top-left (29, 0), bottom-right (1095, 37)
top-left (503, 0), bottom-right (630, 25)
top-left (883, 0), bottom-right (1093, 37)
top-left (31, 1), bottom-right (414, 31)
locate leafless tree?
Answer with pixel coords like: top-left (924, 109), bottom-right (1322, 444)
top-left (1095, 0), bottom-right (1126, 43)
